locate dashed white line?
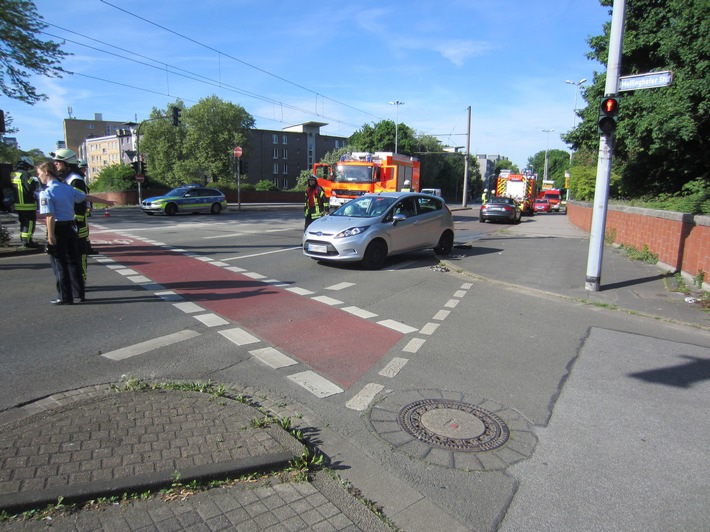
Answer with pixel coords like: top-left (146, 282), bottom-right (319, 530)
top-left (154, 290), bottom-right (183, 301)
top-left (287, 287), bottom-right (315, 296)
top-left (379, 357), bottom-right (408, 378)
top-left (403, 338), bottom-right (426, 353)
top-left (444, 299), bottom-right (460, 308)
top-left (311, 295), bottom-right (344, 306)
top-left (453, 290), bottom-right (467, 298)
top-left (341, 306), bottom-right (378, 319)
top-left (346, 383), bottom-right (384, 411)
top-left (101, 330), bottom-right (201, 361)
top-left (377, 319), bottom-right (419, 334)
top-left (173, 302), bottom-right (204, 314)
top-left (420, 322), bottom-right (440, 335)
top-left (243, 272), bottom-right (267, 279)
top-left (288, 371), bottom-right (343, 398)
top-left (433, 310), bottom-right (451, 320)
top-left (193, 313), bottom-right (230, 327)
top-left (218, 327), bottom-right (260, 346)
top-left (249, 347), bottom-right (298, 369)
top-left (326, 282), bottom-right (356, 291)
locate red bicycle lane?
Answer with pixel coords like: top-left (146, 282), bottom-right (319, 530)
top-left (95, 234), bottom-right (403, 389)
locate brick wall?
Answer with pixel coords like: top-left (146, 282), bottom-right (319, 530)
top-left (567, 201), bottom-right (710, 287)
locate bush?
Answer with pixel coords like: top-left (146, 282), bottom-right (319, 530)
top-left (255, 179), bottom-right (278, 192)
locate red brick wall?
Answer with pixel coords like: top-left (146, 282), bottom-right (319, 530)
top-left (568, 201), bottom-right (710, 284)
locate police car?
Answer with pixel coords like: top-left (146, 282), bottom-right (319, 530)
top-left (140, 186), bottom-right (228, 216)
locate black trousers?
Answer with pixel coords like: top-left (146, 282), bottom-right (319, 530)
top-left (17, 210), bottom-right (37, 244)
top-left (48, 222), bottom-right (85, 302)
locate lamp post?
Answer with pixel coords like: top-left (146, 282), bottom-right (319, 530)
top-left (542, 129), bottom-right (554, 182)
top-left (389, 100), bottom-right (404, 153)
top-left (565, 78), bottom-right (587, 128)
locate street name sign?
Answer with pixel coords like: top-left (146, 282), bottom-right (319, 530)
top-left (618, 71), bottom-right (673, 92)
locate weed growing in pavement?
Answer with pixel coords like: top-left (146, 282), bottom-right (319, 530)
top-left (334, 473), bottom-right (402, 531)
top-left (694, 270), bottom-right (705, 289)
top-left (0, 225), bottom-right (10, 247)
top-left (604, 228), bottom-right (617, 245)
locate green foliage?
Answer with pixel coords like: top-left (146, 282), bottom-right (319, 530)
top-left (564, 0), bottom-right (710, 197)
top-left (568, 164), bottom-right (621, 201)
top-left (494, 159), bottom-right (519, 175)
top-left (620, 178), bottom-right (710, 215)
top-left (527, 149), bottom-right (571, 188)
top-left (620, 243), bottom-right (658, 264)
top-left (90, 163), bottom-right (137, 192)
top-left (139, 96), bottom-right (255, 189)
top-left (255, 179), bottom-right (278, 192)
top-left (0, 0), bottom-right (70, 104)
top-left (349, 120), bottom-right (417, 155)
top-left (294, 169), bottom-right (312, 191)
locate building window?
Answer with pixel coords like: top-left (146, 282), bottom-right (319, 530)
top-left (272, 134), bottom-right (278, 144)
top-left (282, 134), bottom-right (288, 144)
top-left (283, 163), bottom-right (288, 174)
top-left (273, 163), bottom-right (279, 175)
top-left (282, 148), bottom-right (288, 159)
top-left (273, 148), bottom-right (278, 159)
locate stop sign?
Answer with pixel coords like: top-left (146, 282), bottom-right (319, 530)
top-left (233, 146), bottom-right (242, 158)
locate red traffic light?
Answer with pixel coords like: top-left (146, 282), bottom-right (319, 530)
top-left (600, 97), bottom-right (619, 115)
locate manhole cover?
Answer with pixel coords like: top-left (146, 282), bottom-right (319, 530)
top-left (398, 399), bottom-right (509, 452)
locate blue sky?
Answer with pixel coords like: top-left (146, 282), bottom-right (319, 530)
top-left (5, 0), bottom-right (611, 168)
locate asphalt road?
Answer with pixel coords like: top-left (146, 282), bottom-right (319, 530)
top-left (1, 205), bottom-right (708, 530)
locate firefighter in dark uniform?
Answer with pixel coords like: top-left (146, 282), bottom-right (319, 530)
top-left (51, 149), bottom-right (89, 283)
top-left (304, 175), bottom-right (329, 229)
top-left (10, 156), bottom-right (40, 249)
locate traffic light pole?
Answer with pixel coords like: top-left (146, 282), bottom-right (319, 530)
top-left (585, 0), bottom-right (626, 292)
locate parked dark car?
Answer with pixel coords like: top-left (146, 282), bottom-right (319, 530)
top-left (480, 196), bottom-right (522, 224)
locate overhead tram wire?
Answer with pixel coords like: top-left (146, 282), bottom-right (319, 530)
top-left (41, 27), bottom-right (364, 130)
top-left (99, 0), bottom-right (383, 122)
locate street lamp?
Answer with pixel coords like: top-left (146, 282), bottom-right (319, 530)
top-left (565, 78), bottom-right (587, 128)
top-left (389, 100), bottom-right (404, 153)
top-left (542, 129), bottom-right (554, 182)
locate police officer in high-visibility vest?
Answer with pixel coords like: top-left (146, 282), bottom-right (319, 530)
top-left (10, 156), bottom-right (40, 249)
top-left (51, 149), bottom-right (90, 283)
top-left (304, 175), bottom-right (329, 230)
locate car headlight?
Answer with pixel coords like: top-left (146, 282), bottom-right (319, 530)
top-left (335, 226), bottom-right (369, 238)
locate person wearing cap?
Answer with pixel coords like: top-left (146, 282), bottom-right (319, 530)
top-left (51, 149), bottom-right (90, 283)
top-left (36, 162), bottom-right (113, 305)
top-left (304, 175), bottom-right (329, 230)
top-left (10, 156), bottom-right (40, 249)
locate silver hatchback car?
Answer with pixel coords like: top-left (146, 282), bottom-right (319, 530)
top-left (303, 192), bottom-right (455, 269)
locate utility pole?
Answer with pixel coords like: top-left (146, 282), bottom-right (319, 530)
top-left (585, 0), bottom-right (626, 291)
top-left (462, 105), bottom-right (471, 208)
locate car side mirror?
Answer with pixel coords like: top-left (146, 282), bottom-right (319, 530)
top-left (392, 213), bottom-right (407, 225)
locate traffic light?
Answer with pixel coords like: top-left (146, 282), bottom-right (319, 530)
top-left (171, 106), bottom-right (181, 126)
top-left (130, 161), bottom-right (139, 174)
top-left (598, 96), bottom-right (619, 135)
top-left (140, 161), bottom-right (147, 175)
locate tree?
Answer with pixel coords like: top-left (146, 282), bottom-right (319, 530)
top-left (0, 0), bottom-right (69, 104)
top-left (527, 149), bottom-right (571, 189)
top-left (348, 120), bottom-right (417, 155)
top-left (494, 159), bottom-right (519, 176)
top-left (90, 163), bottom-right (137, 192)
top-left (563, 0), bottom-right (710, 197)
top-left (139, 96), bottom-right (255, 188)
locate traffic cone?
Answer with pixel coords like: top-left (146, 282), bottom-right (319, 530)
top-left (103, 207), bottom-right (110, 217)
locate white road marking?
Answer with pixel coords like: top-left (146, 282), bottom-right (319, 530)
top-left (264, 280), bottom-right (290, 287)
top-left (461, 283), bottom-right (473, 289)
top-left (341, 306), bottom-right (378, 319)
top-left (127, 275), bottom-right (151, 284)
top-left (116, 268), bottom-right (139, 276)
top-left (287, 287), bottom-right (314, 296)
top-left (225, 266), bottom-right (246, 273)
top-left (249, 347), bottom-right (298, 369)
top-left (444, 299), bottom-right (460, 308)
top-left (420, 323), bottom-right (440, 335)
top-left (154, 290), bottom-right (183, 301)
top-left (101, 330), bottom-right (201, 361)
top-left (211, 261), bottom-right (229, 267)
top-left (403, 338), bottom-right (426, 353)
top-left (433, 310), bottom-right (451, 320)
top-left (193, 313), bottom-right (229, 327)
top-left (196, 256), bottom-right (213, 262)
top-left (287, 371), bottom-right (343, 398)
top-left (243, 272), bottom-right (267, 279)
top-left (106, 264), bottom-right (124, 270)
top-left (326, 282), bottom-right (356, 291)
top-left (379, 357), bottom-right (408, 378)
top-left (218, 327), bottom-right (260, 346)
top-left (453, 290), bottom-right (467, 298)
top-left (203, 227), bottom-right (294, 240)
top-left (173, 302), bottom-right (204, 314)
top-left (346, 383), bottom-right (384, 411)
top-left (222, 246), bottom-right (301, 262)
top-left (377, 319), bottom-right (418, 334)
top-left (311, 295), bottom-right (343, 306)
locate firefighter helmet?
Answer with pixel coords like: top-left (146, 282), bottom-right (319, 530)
top-left (78, 159), bottom-right (88, 169)
top-left (17, 156), bottom-right (34, 170)
top-left (50, 148), bottom-right (79, 165)
top-left (404, 180), bottom-right (411, 186)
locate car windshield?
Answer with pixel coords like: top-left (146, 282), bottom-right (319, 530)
top-left (332, 196), bottom-right (396, 218)
top-left (489, 197), bottom-right (515, 205)
top-left (536, 199), bottom-right (548, 203)
top-left (165, 188), bottom-right (190, 197)
top-left (334, 165), bottom-right (373, 184)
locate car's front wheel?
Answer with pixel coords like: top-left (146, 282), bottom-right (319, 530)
top-left (165, 203), bottom-right (178, 216)
top-left (434, 230), bottom-right (454, 255)
top-left (361, 240), bottom-right (387, 270)
top-left (210, 203), bottom-right (222, 214)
